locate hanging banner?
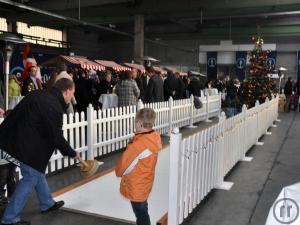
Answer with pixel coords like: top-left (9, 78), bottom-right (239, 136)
top-left (0, 51), bottom-right (56, 83)
top-left (206, 52), bottom-right (217, 80)
top-left (267, 51), bottom-right (277, 69)
top-left (297, 51), bottom-right (300, 81)
top-left (235, 51), bottom-right (247, 80)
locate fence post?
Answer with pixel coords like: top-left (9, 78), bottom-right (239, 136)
top-left (275, 95), bottom-right (280, 122)
top-left (137, 99), bottom-right (144, 111)
top-left (86, 104), bottom-right (95, 160)
top-left (240, 104), bottom-right (252, 162)
top-left (265, 98), bottom-right (272, 135)
top-left (205, 94), bottom-right (212, 122)
top-left (215, 112), bottom-right (234, 190)
top-left (168, 127), bottom-right (182, 225)
top-left (168, 97), bottom-right (174, 136)
top-left (188, 95), bottom-right (197, 128)
top-left (255, 100), bottom-right (264, 146)
top-left (218, 92), bottom-right (222, 117)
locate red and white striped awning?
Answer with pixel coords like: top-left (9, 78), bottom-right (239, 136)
top-left (123, 63), bottom-right (146, 73)
top-left (164, 66), bottom-right (187, 76)
top-left (61, 56), bottom-right (105, 71)
top-left (153, 66), bottom-right (167, 75)
top-left (95, 60), bottom-right (130, 72)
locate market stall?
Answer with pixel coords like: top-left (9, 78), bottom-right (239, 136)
top-left (123, 62), bottom-right (145, 73)
top-left (95, 60), bottom-right (130, 72)
top-left (41, 55), bottom-right (105, 71)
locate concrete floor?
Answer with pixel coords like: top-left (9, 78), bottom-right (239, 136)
top-left (1, 112), bottom-right (298, 225)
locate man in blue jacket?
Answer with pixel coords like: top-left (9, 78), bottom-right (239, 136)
top-left (0, 78), bottom-right (81, 225)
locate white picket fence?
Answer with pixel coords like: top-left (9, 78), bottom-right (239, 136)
top-left (46, 94), bottom-right (221, 174)
top-left (168, 96), bottom-right (279, 225)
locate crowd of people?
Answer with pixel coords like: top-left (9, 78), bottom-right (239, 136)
top-left (6, 62), bottom-right (255, 119)
top-left (12, 63), bottom-right (207, 113)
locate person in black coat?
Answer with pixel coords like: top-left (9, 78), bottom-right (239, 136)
top-left (163, 72), bottom-right (178, 101)
top-left (145, 68), bottom-right (164, 103)
top-left (0, 78), bottom-right (81, 225)
top-left (75, 70), bottom-right (91, 113)
top-left (187, 75), bottom-right (202, 97)
top-left (284, 77), bottom-right (293, 112)
top-left (98, 72), bottom-right (115, 95)
top-left (175, 72), bottom-right (186, 99)
top-left (21, 66), bottom-right (43, 96)
top-left (293, 80), bottom-right (300, 111)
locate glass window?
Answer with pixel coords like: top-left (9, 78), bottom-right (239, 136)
top-left (17, 21), bottom-right (63, 48)
top-left (0, 17), bottom-right (8, 32)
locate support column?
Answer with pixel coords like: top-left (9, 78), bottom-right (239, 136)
top-left (134, 14), bottom-right (144, 64)
top-left (6, 20), bottom-right (17, 33)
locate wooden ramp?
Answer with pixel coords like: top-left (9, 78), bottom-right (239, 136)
top-left (53, 148), bottom-right (170, 225)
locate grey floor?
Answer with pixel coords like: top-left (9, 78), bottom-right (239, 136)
top-left (1, 112), bottom-right (298, 225)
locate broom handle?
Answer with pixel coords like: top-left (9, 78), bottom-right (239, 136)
top-left (78, 157), bottom-right (88, 167)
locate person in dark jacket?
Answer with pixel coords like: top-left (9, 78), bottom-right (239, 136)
top-left (163, 71), bottom-right (178, 101)
top-left (187, 75), bottom-right (202, 97)
top-left (145, 68), bottom-right (164, 103)
top-left (140, 73), bottom-right (148, 101)
top-left (98, 72), bottom-right (115, 95)
top-left (0, 78), bottom-right (81, 225)
top-left (74, 70), bottom-right (91, 113)
top-left (293, 80), bottom-right (300, 112)
top-left (284, 77), bottom-right (293, 112)
top-left (133, 70), bottom-right (145, 101)
top-left (175, 72), bottom-right (186, 99)
top-left (21, 66), bottom-right (43, 96)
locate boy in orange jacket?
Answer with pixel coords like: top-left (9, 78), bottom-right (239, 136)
top-left (115, 108), bottom-right (162, 225)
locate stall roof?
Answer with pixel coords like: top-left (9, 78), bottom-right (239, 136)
top-left (164, 66), bottom-right (187, 76)
top-left (124, 63), bottom-right (145, 73)
top-left (95, 60), bottom-right (130, 71)
top-left (153, 66), bottom-right (168, 75)
top-left (41, 55), bottom-right (105, 71)
top-left (189, 71), bottom-right (206, 77)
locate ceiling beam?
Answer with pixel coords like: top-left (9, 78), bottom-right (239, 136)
top-left (63, 3), bottom-right (300, 25)
top-left (28, 0), bottom-right (135, 11)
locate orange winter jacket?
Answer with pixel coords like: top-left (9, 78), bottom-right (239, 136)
top-left (115, 130), bottom-right (162, 202)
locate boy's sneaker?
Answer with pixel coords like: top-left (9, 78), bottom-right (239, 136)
top-left (41, 201), bottom-right (64, 214)
top-left (1, 221), bottom-right (30, 225)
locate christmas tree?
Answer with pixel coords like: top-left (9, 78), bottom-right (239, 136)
top-left (240, 36), bottom-right (277, 108)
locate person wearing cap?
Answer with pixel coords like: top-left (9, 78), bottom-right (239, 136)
top-left (0, 78), bottom-right (82, 225)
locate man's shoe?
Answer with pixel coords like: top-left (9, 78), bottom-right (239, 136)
top-left (1, 221), bottom-right (30, 225)
top-left (41, 201), bottom-right (64, 214)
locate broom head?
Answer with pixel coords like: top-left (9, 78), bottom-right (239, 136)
top-left (80, 160), bottom-right (104, 178)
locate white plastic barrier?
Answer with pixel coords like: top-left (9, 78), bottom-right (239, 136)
top-left (168, 96), bottom-right (279, 225)
top-left (47, 94), bottom-right (221, 174)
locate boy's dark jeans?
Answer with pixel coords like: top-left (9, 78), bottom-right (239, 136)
top-left (0, 163), bottom-right (17, 200)
top-left (131, 201), bottom-right (151, 225)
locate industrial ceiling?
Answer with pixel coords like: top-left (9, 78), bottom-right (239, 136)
top-left (0, 0), bottom-right (300, 41)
